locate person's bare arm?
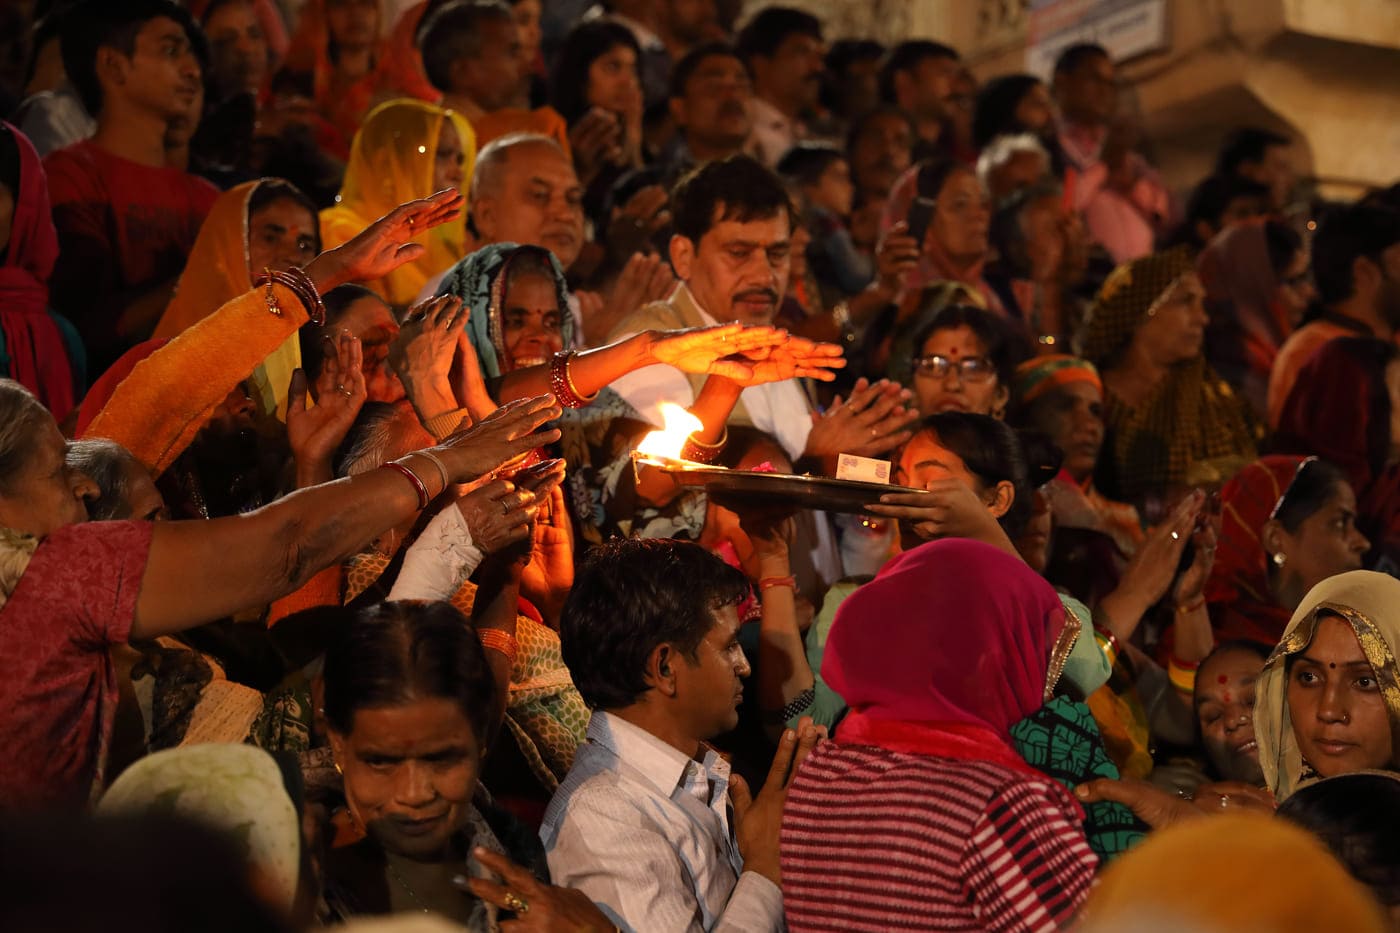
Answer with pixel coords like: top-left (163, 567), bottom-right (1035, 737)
top-left (130, 395), bottom-right (562, 639)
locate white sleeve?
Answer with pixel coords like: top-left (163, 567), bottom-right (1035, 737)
top-left (387, 504), bottom-right (485, 601)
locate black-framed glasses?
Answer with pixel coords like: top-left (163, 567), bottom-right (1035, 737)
top-left (1270, 456), bottom-right (1319, 522)
top-left (911, 354), bottom-right (996, 383)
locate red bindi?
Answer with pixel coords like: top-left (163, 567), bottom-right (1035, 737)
top-left (1217, 675), bottom-right (1228, 684)
top-left (1222, 690), bottom-right (1232, 703)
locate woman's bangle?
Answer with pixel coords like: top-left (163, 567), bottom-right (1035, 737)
top-left (759, 575), bottom-right (797, 591)
top-left (1176, 596), bottom-right (1207, 615)
top-left (1168, 655), bottom-right (1199, 694)
top-left (254, 267), bottom-right (326, 325)
top-left (411, 449), bottom-right (451, 491)
top-left (681, 427), bottom-right (728, 464)
top-left (383, 461), bottom-right (430, 510)
top-left (479, 628), bottom-right (519, 669)
top-left (549, 350), bottom-right (597, 409)
top-left (1094, 625), bottom-right (1121, 668)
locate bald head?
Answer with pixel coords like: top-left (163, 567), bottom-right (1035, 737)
top-left (470, 133), bottom-right (585, 267)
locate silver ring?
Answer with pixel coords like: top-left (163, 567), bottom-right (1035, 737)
top-left (1218, 795), bottom-right (1228, 810)
top-left (1171, 531), bottom-right (1180, 541)
top-left (336, 384), bottom-right (353, 398)
top-left (501, 498), bottom-right (510, 516)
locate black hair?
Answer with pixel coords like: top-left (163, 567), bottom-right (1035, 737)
top-left (1052, 42), bottom-right (1109, 78)
top-left (917, 410), bottom-right (1033, 537)
top-left (1017, 428), bottom-right (1065, 488)
top-left (1164, 174), bottom-right (1270, 251)
top-left (65, 438), bottom-right (138, 521)
top-left (668, 40), bottom-right (744, 100)
top-left (24, 2), bottom-right (76, 89)
top-left (300, 283), bottom-right (381, 382)
top-left (61, 0), bottom-right (206, 116)
top-left (247, 177), bottom-right (322, 251)
top-left (671, 154), bottom-right (794, 244)
top-left (418, 0), bottom-right (514, 94)
top-left (1277, 772), bottom-right (1400, 907)
top-left (878, 39), bottom-right (959, 105)
top-left (1216, 126), bottom-right (1290, 179)
top-left (0, 812), bottom-right (294, 933)
top-left (912, 302), bottom-right (1029, 390)
top-left (548, 19), bottom-right (640, 126)
top-left (322, 600), bottom-right (497, 743)
top-left (1271, 457), bottom-right (1351, 535)
top-left (734, 6), bottom-right (821, 62)
top-left (501, 243), bottom-right (558, 286)
top-left (775, 141), bottom-right (844, 189)
top-left (200, 0), bottom-right (255, 25)
top-left (844, 103), bottom-right (915, 157)
top-left (972, 73), bottom-right (1043, 150)
top-left (1263, 217), bottom-right (1304, 279)
top-left (1311, 202), bottom-right (1400, 307)
top-left (824, 37), bottom-right (883, 77)
top-left (559, 537), bottom-right (750, 710)
top-left (913, 155), bottom-right (972, 201)
top-left (0, 124), bottom-right (17, 204)
top-left (1197, 639), bottom-right (1271, 684)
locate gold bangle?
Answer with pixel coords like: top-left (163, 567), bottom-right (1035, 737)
top-left (479, 628), bottom-right (518, 668)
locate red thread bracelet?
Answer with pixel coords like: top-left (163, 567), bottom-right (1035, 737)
top-left (759, 575), bottom-right (797, 591)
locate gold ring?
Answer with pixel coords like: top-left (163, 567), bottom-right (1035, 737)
top-left (503, 892), bottom-right (529, 913)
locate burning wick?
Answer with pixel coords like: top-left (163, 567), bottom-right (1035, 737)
top-left (636, 403), bottom-right (704, 462)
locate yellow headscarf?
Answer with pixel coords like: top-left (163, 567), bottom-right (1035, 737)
top-left (1255, 570), bottom-right (1400, 800)
top-left (320, 99), bottom-right (476, 307)
top-left (1077, 813), bottom-right (1388, 932)
top-left (151, 180), bottom-right (304, 419)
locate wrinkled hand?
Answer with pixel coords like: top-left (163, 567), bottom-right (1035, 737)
top-left (647, 323), bottom-right (789, 376)
top-left (286, 333), bottom-right (366, 477)
top-left (391, 295), bottom-right (466, 420)
top-left (732, 717), bottom-right (825, 884)
top-left (866, 477), bottom-right (1015, 554)
top-left (726, 335), bottom-right (847, 386)
top-left (455, 478), bottom-right (539, 554)
top-left (802, 378), bottom-right (918, 459)
top-left (461, 847), bottom-right (616, 932)
top-left (434, 395), bottom-right (562, 483)
top-left (875, 221), bottom-right (920, 293)
top-left (306, 188), bottom-right (465, 292)
top-left (1074, 777), bottom-right (1202, 830)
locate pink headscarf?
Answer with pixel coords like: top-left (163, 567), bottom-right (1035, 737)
top-left (0, 121), bottom-right (73, 416)
top-left (823, 538), bottom-right (1065, 740)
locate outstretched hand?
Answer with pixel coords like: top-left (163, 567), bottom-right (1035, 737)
top-left (647, 323), bottom-right (791, 375)
top-left (287, 332), bottom-right (366, 485)
top-left (802, 378), bottom-right (918, 460)
top-left (434, 395), bottom-right (562, 483)
top-left (724, 334), bottom-right (847, 386)
top-left (306, 189), bottom-right (465, 292)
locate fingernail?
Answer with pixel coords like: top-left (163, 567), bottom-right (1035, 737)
top-left (1074, 785), bottom-right (1089, 799)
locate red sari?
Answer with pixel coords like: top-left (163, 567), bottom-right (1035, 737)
top-left (0, 121), bottom-right (77, 416)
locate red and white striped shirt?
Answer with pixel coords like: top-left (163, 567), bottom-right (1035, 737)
top-left (781, 741), bottom-right (1099, 932)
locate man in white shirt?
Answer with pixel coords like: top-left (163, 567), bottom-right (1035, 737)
top-left (606, 154), bottom-right (915, 466)
top-left (542, 537), bottom-right (823, 932)
top-left (736, 7), bottom-right (825, 167)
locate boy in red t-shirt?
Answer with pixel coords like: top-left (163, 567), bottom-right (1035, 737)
top-left (45, 1), bottom-right (220, 374)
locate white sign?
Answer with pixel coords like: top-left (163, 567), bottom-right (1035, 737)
top-left (1025, 0), bottom-right (1169, 78)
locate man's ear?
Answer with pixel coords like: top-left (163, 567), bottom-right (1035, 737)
top-left (645, 642), bottom-right (681, 698)
top-left (95, 45), bottom-right (127, 93)
top-left (985, 479), bottom-right (1015, 520)
top-left (669, 234), bottom-right (695, 283)
top-left (474, 194), bottom-right (498, 241)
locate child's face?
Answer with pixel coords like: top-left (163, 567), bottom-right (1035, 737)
top-left (808, 158), bottom-right (855, 218)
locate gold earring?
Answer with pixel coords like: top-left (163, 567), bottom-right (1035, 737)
top-left (1272, 553), bottom-right (1285, 567)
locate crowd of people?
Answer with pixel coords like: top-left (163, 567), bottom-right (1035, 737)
top-left (4, 0), bottom-right (1400, 930)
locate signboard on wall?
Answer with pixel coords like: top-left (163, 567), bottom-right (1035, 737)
top-left (1025, 0), bottom-right (1169, 77)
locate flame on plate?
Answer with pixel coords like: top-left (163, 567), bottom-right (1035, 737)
top-left (636, 403), bottom-right (704, 461)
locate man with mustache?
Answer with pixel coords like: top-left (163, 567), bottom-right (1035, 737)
top-left (606, 155), bottom-right (916, 469)
top-left (44, 0), bottom-right (220, 375)
top-left (736, 7), bottom-right (825, 168)
top-left (667, 42), bottom-right (754, 172)
top-left (879, 39), bottom-right (962, 161)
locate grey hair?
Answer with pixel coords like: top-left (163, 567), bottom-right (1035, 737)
top-left (470, 132), bottom-right (567, 204)
top-left (65, 438), bottom-right (138, 521)
top-left (975, 132), bottom-right (1051, 193)
top-left (335, 402), bottom-right (406, 478)
top-left (0, 379), bottom-right (50, 494)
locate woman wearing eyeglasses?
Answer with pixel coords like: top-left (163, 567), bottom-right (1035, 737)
top-left (888, 302), bottom-right (1027, 420)
top-left (1206, 456), bottom-right (1370, 648)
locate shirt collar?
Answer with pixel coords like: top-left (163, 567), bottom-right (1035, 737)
top-left (587, 711), bottom-right (730, 798)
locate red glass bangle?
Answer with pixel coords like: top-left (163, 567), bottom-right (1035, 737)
top-left (548, 350), bottom-right (596, 409)
top-left (383, 461), bottom-right (429, 510)
top-left (479, 628), bottom-right (519, 668)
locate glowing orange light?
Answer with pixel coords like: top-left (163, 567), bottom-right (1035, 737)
top-left (636, 403), bottom-right (703, 461)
